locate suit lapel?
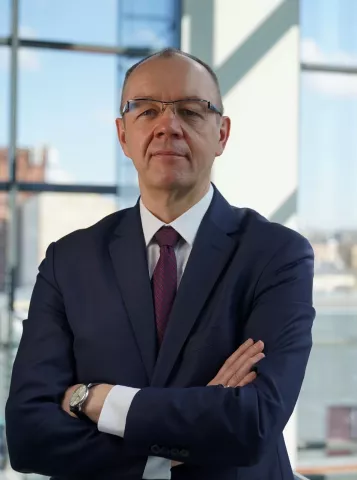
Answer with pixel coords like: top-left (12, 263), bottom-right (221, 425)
top-left (109, 205), bottom-right (157, 382)
top-left (151, 189), bottom-right (240, 387)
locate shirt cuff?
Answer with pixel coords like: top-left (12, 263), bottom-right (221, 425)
top-left (98, 385), bottom-right (140, 437)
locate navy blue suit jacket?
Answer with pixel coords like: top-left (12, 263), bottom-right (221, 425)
top-left (6, 187), bottom-right (315, 480)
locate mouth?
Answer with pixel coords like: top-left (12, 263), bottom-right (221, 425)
top-left (151, 150), bottom-right (186, 157)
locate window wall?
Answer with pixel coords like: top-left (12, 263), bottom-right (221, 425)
top-left (298, 0), bottom-right (357, 478)
top-left (116, 0), bottom-right (181, 208)
top-left (1, 1), bottom-right (356, 479)
top-left (0, 0), bottom-right (180, 476)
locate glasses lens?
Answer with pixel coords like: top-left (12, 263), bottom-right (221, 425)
top-left (175, 100), bottom-right (207, 120)
top-left (125, 99), bottom-right (211, 123)
top-left (128, 100), bottom-right (162, 117)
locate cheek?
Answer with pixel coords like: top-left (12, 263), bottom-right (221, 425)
top-left (125, 131), bottom-right (148, 159)
top-left (188, 129), bottom-right (218, 158)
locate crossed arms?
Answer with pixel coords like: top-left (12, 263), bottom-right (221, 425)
top-left (5, 234), bottom-right (315, 477)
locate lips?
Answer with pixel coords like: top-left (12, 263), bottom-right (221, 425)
top-left (152, 150), bottom-right (186, 157)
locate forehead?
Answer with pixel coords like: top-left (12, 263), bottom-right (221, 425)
top-left (123, 55), bottom-right (218, 102)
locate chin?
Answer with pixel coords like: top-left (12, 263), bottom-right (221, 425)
top-left (152, 176), bottom-right (191, 191)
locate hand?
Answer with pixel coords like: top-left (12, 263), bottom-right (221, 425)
top-left (62, 384), bottom-right (114, 424)
top-left (208, 338), bottom-right (265, 387)
top-left (172, 339), bottom-right (264, 469)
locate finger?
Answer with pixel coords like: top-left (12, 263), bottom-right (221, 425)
top-left (222, 342), bottom-right (264, 382)
top-left (222, 339), bottom-right (255, 369)
top-left (224, 352), bottom-right (265, 387)
top-left (237, 371), bottom-right (257, 387)
top-left (207, 340), bottom-right (253, 385)
top-left (208, 340), bottom-right (264, 386)
top-left (223, 340), bottom-right (264, 372)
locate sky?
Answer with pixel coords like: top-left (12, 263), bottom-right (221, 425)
top-left (300, 0), bottom-right (357, 231)
top-left (0, 0), bottom-right (356, 230)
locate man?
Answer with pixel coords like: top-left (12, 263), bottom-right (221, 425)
top-left (6, 48), bottom-right (315, 480)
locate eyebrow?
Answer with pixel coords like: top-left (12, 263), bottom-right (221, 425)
top-left (132, 95), bottom-right (206, 100)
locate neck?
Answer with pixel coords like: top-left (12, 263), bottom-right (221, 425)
top-left (140, 183), bottom-right (211, 223)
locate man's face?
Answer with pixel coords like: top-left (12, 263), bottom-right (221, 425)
top-left (116, 55), bottom-right (231, 193)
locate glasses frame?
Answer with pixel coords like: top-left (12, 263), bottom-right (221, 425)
top-left (121, 97), bottom-right (223, 117)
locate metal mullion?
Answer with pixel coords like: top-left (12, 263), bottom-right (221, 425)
top-left (4, 0), bottom-right (19, 421)
top-left (16, 182), bottom-right (118, 195)
top-left (0, 36), bottom-right (155, 56)
top-left (174, 0), bottom-right (182, 48)
top-left (301, 62), bottom-right (357, 75)
top-left (0, 181), bottom-right (143, 198)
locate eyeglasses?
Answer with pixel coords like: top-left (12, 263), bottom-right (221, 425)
top-left (121, 98), bottom-right (222, 123)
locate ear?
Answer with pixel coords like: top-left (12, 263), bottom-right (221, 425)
top-left (215, 116), bottom-right (231, 157)
top-left (115, 118), bottom-right (130, 157)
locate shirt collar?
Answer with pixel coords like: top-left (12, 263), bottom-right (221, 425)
top-left (140, 184), bottom-right (214, 247)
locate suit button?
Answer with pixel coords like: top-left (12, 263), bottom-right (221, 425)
top-left (180, 449), bottom-right (189, 457)
top-left (151, 445), bottom-right (161, 454)
top-left (161, 446), bottom-right (169, 455)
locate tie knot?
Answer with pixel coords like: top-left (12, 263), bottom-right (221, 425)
top-left (155, 226), bottom-right (180, 248)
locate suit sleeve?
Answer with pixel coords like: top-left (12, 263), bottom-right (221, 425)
top-left (123, 233), bottom-right (315, 467)
top-left (5, 243), bottom-right (145, 478)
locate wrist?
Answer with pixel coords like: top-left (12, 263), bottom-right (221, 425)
top-left (82, 384), bottom-right (114, 423)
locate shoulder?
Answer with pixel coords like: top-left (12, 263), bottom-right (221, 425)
top-left (50, 207), bottom-right (132, 257)
top-left (231, 205), bottom-right (313, 256)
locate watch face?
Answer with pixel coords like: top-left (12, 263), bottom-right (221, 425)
top-left (69, 384), bottom-right (87, 407)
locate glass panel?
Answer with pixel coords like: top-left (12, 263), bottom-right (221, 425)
top-left (119, 0), bottom-right (180, 48)
top-left (121, 0), bottom-right (178, 18)
top-left (1, 192), bottom-right (117, 477)
top-left (0, 47), bottom-right (9, 181)
top-left (298, 72), bottom-right (357, 477)
top-left (301, 0), bottom-right (357, 67)
top-left (18, 49), bottom-right (118, 185)
top-left (0, 188), bottom-right (7, 469)
top-left (0, 46), bottom-right (9, 470)
top-left (19, 0), bottom-right (118, 45)
top-left (116, 0), bottom-right (180, 208)
top-left (0, 0), bottom-right (10, 37)
top-left (16, 191), bottom-right (118, 299)
top-left (299, 73), bottom-right (357, 229)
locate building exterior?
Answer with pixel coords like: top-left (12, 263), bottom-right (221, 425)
top-left (0, 147), bottom-right (47, 291)
top-left (18, 192), bottom-right (118, 290)
top-left (1, 1), bottom-right (357, 478)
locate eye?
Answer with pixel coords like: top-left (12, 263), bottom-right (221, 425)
top-left (139, 109), bottom-right (158, 118)
top-left (178, 108), bottom-right (204, 120)
top-left (180, 109), bottom-right (200, 117)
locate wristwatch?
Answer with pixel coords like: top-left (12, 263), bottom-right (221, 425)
top-left (69, 383), bottom-right (100, 416)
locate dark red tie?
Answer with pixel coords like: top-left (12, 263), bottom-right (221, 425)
top-left (152, 226), bottom-right (180, 345)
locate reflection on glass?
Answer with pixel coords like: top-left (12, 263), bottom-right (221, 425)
top-left (19, 0), bottom-right (118, 45)
top-left (119, 0), bottom-right (180, 48)
top-left (301, 0), bottom-right (357, 66)
top-left (116, 0), bottom-right (180, 209)
top-left (298, 71), bottom-right (357, 477)
top-left (14, 192), bottom-right (118, 334)
top-left (0, 0), bottom-right (9, 37)
top-left (0, 47), bottom-right (9, 177)
top-left (17, 49), bottom-right (117, 185)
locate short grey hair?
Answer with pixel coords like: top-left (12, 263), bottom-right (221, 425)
top-left (120, 47), bottom-right (224, 114)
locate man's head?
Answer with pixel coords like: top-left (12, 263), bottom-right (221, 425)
top-left (116, 48), bottom-right (231, 197)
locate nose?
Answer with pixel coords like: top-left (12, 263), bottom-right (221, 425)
top-left (153, 106), bottom-right (184, 139)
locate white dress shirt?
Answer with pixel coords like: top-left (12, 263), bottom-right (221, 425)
top-left (98, 184), bottom-right (213, 479)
